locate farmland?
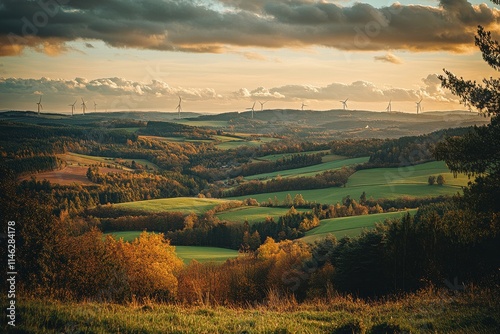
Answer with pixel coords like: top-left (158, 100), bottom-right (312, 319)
top-left (254, 150), bottom-right (333, 162)
top-left (231, 161), bottom-right (467, 204)
top-left (301, 209), bottom-right (418, 243)
top-left (104, 230), bottom-right (239, 263)
top-left (216, 206), bottom-right (310, 224)
top-left (244, 156), bottom-right (369, 180)
top-left (112, 197), bottom-right (230, 214)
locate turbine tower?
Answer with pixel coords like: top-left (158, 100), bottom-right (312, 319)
top-left (81, 98), bottom-right (87, 115)
top-left (36, 96), bottom-right (43, 116)
top-left (246, 102), bottom-right (256, 119)
top-left (416, 99), bottom-right (422, 114)
top-left (69, 100), bottom-right (77, 116)
top-left (176, 96), bottom-right (182, 119)
top-left (340, 98), bottom-right (348, 110)
top-left (386, 100), bottom-right (392, 112)
top-left (93, 101), bottom-right (97, 112)
top-left (259, 101), bottom-right (267, 111)
top-left (301, 102), bottom-right (307, 111)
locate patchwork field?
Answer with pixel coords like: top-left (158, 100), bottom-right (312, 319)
top-left (230, 161), bottom-right (468, 204)
top-left (112, 197), bottom-right (231, 214)
top-left (301, 210), bottom-right (418, 243)
top-left (244, 156), bottom-right (369, 180)
top-left (216, 206), bottom-right (310, 224)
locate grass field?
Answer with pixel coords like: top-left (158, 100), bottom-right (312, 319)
top-left (139, 135), bottom-right (213, 143)
top-left (301, 210), bottom-right (418, 243)
top-left (104, 231), bottom-right (238, 263)
top-left (216, 206), bottom-right (310, 224)
top-left (244, 156), bottom-right (369, 180)
top-left (216, 137), bottom-right (279, 150)
top-left (112, 197), bottom-right (231, 214)
top-left (253, 150), bottom-right (334, 162)
top-left (14, 291), bottom-right (500, 333)
top-left (175, 246), bottom-right (239, 263)
top-left (230, 161), bottom-right (468, 204)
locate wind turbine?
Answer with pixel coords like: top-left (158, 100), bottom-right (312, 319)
top-left (340, 98), bottom-right (348, 110)
top-left (416, 98), bottom-right (422, 114)
top-left (36, 96), bottom-right (43, 116)
top-left (301, 102), bottom-right (307, 111)
top-left (93, 101), bottom-right (97, 112)
top-left (176, 96), bottom-right (182, 119)
top-left (81, 98), bottom-right (87, 115)
top-left (69, 100), bottom-right (77, 116)
top-left (259, 101), bottom-right (268, 111)
top-left (386, 100), bottom-right (392, 112)
top-left (246, 102), bottom-right (256, 119)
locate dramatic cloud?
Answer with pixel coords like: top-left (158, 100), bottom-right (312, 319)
top-left (0, 0), bottom-right (498, 56)
top-left (374, 52), bottom-right (402, 64)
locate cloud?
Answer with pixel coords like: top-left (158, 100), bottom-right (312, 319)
top-left (235, 76), bottom-right (459, 103)
top-left (85, 43), bottom-right (95, 49)
top-left (0, 0), bottom-right (498, 56)
top-left (374, 52), bottom-right (402, 64)
top-left (0, 77), bottom-right (221, 100)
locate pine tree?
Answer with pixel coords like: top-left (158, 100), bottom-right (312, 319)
top-left (437, 3), bottom-right (500, 215)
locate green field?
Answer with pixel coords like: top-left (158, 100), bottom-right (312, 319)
top-left (216, 137), bottom-right (279, 150)
top-left (68, 152), bottom-right (159, 170)
top-left (175, 246), bottom-right (239, 263)
top-left (301, 210), bottom-right (418, 243)
top-left (104, 231), bottom-right (239, 263)
top-left (113, 197), bottom-right (230, 214)
top-left (245, 156), bottom-right (369, 180)
top-left (230, 161), bottom-right (468, 204)
top-left (216, 206), bottom-right (310, 224)
top-left (254, 150), bottom-right (334, 162)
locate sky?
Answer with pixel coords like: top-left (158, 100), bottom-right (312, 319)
top-left (0, 0), bottom-right (499, 114)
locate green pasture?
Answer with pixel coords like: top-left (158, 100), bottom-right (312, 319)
top-left (175, 120), bottom-right (230, 128)
top-left (216, 139), bottom-right (271, 150)
top-left (113, 197), bottom-right (230, 214)
top-left (104, 231), bottom-right (238, 263)
top-left (253, 150), bottom-right (334, 162)
top-left (175, 246), bottom-right (239, 263)
top-left (216, 206), bottom-right (310, 224)
top-left (244, 156), bottom-right (369, 180)
top-left (68, 152), bottom-right (159, 170)
top-left (301, 210), bottom-right (418, 243)
top-left (230, 161), bottom-right (467, 205)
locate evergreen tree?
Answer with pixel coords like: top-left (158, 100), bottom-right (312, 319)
top-left (437, 4), bottom-right (500, 214)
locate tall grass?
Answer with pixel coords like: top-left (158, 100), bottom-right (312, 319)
top-left (7, 286), bottom-right (499, 333)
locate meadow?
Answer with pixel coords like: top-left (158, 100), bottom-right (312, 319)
top-left (244, 156), bottom-right (369, 180)
top-left (112, 197), bottom-right (230, 214)
top-left (215, 206), bottom-right (309, 224)
top-left (231, 161), bottom-right (468, 204)
top-left (301, 209), bottom-right (418, 243)
top-left (104, 231), bottom-right (239, 263)
top-left (253, 150), bottom-right (333, 162)
top-left (12, 289), bottom-right (499, 333)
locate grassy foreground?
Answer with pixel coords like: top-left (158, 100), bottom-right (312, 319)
top-left (7, 288), bottom-right (499, 333)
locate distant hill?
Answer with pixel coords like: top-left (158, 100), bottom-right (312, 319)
top-left (0, 109), bottom-right (489, 139)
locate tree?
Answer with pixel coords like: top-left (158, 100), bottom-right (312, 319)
top-left (428, 175), bottom-right (436, 185)
top-left (437, 2), bottom-right (500, 214)
top-left (436, 175), bottom-right (445, 186)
